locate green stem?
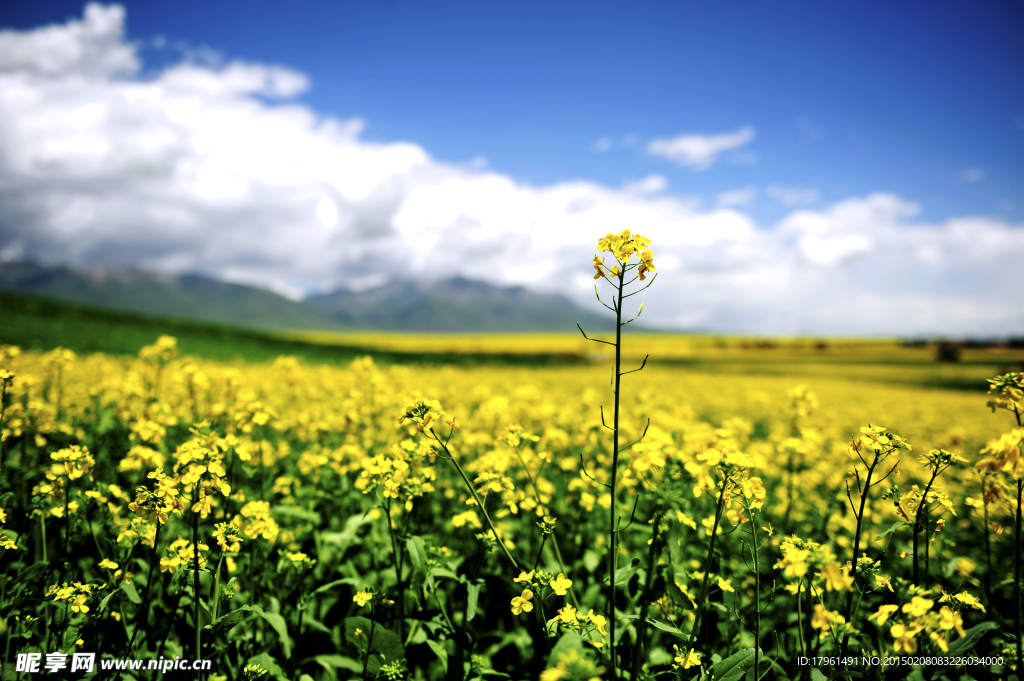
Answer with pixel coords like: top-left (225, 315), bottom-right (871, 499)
top-left (684, 473), bottom-right (729, 665)
top-left (384, 496), bottom-right (404, 641)
top-left (193, 499), bottom-right (201, 662)
top-left (0, 380), bottom-right (9, 473)
top-left (746, 502), bottom-right (761, 681)
top-left (1016, 476), bottom-right (1022, 678)
top-left (435, 436), bottom-right (518, 571)
top-left (630, 513), bottom-right (663, 681)
top-left (124, 522), bottom-right (162, 660)
top-left (608, 265), bottom-right (624, 680)
top-left (362, 615), bottom-right (377, 681)
top-left (912, 469), bottom-right (940, 585)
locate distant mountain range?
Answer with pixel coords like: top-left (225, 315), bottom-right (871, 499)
top-left (0, 261), bottom-right (613, 333)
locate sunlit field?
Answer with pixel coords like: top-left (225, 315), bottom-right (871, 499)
top-left (1, 231), bottom-right (1022, 681)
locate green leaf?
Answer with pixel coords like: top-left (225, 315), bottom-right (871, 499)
top-left (271, 505), bottom-right (322, 524)
top-left (260, 610), bottom-right (292, 659)
top-left (313, 654), bottom-right (362, 675)
top-left (426, 639), bottom-right (447, 673)
top-left (666, 575), bottom-right (692, 609)
top-left (122, 579), bottom-right (141, 604)
top-left (603, 558), bottom-right (641, 587)
top-left (344, 617), bottom-right (404, 662)
top-left (431, 567), bottom-right (459, 581)
top-left (645, 617), bottom-right (687, 640)
top-left (247, 652), bottom-right (287, 681)
top-left (810, 669), bottom-right (828, 681)
top-left (203, 607), bottom-right (250, 638)
top-left (873, 521), bottom-right (910, 542)
top-left (310, 577), bottom-right (359, 596)
top-left (711, 647), bottom-right (759, 681)
top-left (466, 581), bottom-right (481, 623)
top-left (206, 605), bottom-right (292, 656)
top-left (302, 616), bottom-right (331, 635)
top-left (547, 631), bottom-right (588, 668)
top-left (97, 587), bottom-right (120, 613)
top-left (583, 550), bottom-right (601, 573)
top-left (319, 514), bottom-right (373, 554)
top-left (946, 621), bottom-right (999, 656)
top-left (406, 536), bottom-right (427, 575)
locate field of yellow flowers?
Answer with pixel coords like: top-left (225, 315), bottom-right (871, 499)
top-left (1, 230), bottom-right (1022, 681)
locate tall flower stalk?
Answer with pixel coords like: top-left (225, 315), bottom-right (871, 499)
top-left (579, 229), bottom-right (656, 679)
top-left (976, 372), bottom-right (1024, 673)
top-left (838, 426), bottom-right (904, 662)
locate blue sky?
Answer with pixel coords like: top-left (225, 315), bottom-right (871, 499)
top-left (5, 0), bottom-right (1021, 222)
top-left (0, 2), bottom-right (1021, 334)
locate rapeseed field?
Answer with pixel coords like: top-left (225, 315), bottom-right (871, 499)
top-left (0, 231), bottom-right (1020, 680)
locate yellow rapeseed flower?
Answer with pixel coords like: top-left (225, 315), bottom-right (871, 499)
top-left (511, 589), bottom-right (534, 615)
top-left (549, 573), bottom-right (572, 596)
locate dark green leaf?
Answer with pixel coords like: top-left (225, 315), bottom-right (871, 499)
top-left (603, 558), bottom-right (641, 587)
top-left (946, 621), bottom-right (998, 656)
top-left (547, 631), bottom-right (588, 668)
top-left (873, 521), bottom-right (910, 542)
top-left (406, 536), bottom-right (426, 575)
top-left (313, 654), bottom-right (362, 674)
top-left (712, 647), bottom-right (759, 681)
top-left (426, 639), bottom-right (447, 673)
top-left (467, 581), bottom-right (481, 623)
top-left (645, 617), bottom-right (686, 640)
top-left (271, 505), bottom-right (322, 524)
top-left (122, 579), bottom-right (141, 604)
top-left (247, 652), bottom-right (287, 681)
top-left (344, 617), bottom-right (404, 662)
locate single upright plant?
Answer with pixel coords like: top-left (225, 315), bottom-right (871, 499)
top-left (838, 425), bottom-right (905, 662)
top-left (578, 229), bottom-right (656, 679)
top-left (976, 372), bottom-right (1024, 673)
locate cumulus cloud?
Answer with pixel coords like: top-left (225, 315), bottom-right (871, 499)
top-left (0, 5), bottom-right (1022, 336)
top-left (621, 175), bottom-right (668, 195)
top-left (646, 125), bottom-right (755, 170)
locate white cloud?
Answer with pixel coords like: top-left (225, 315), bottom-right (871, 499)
top-left (621, 175), bottom-right (667, 195)
top-left (766, 184), bottom-right (819, 206)
top-left (592, 136), bottom-right (613, 152)
top-left (0, 6), bottom-right (1022, 336)
top-left (961, 167), bottom-right (985, 183)
top-left (716, 186), bottom-right (757, 208)
top-left (646, 125), bottom-right (755, 170)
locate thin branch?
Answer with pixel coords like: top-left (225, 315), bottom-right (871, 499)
top-left (600, 405), bottom-right (615, 431)
top-left (621, 303), bottom-right (646, 326)
top-left (577, 323), bottom-right (616, 347)
top-left (580, 452), bottom-right (611, 489)
top-left (620, 355), bottom-right (649, 376)
top-left (846, 482), bottom-right (860, 522)
top-left (618, 418), bottom-right (651, 452)
top-left (874, 461), bottom-right (900, 486)
top-left (614, 494), bottom-right (640, 533)
top-left (592, 285), bottom-right (617, 312)
top-left (621, 273), bottom-right (658, 298)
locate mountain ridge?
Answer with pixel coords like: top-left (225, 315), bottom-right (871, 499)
top-left (0, 261), bottom-right (613, 333)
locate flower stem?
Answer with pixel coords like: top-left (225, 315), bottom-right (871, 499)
top-left (608, 266), bottom-right (624, 680)
top-left (684, 474), bottom-right (729, 666)
top-left (434, 436), bottom-right (519, 571)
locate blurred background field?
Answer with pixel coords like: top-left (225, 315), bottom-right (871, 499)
top-left (3, 289), bottom-right (1021, 395)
